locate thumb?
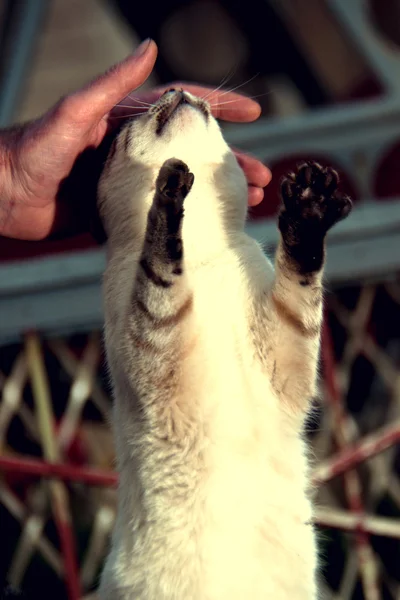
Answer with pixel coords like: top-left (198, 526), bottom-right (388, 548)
top-left (68, 39), bottom-right (158, 121)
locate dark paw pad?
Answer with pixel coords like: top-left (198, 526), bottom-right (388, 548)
top-left (280, 161), bottom-right (352, 235)
top-left (156, 158), bottom-right (194, 203)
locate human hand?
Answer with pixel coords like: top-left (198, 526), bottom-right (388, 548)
top-left (0, 40), bottom-right (271, 241)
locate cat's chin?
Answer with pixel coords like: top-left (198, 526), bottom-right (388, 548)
top-left (160, 105), bottom-right (208, 139)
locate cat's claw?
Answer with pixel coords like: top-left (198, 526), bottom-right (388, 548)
top-left (280, 161), bottom-right (352, 235)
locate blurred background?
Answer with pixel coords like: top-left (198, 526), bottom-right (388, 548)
top-left (1, 1), bottom-right (400, 598)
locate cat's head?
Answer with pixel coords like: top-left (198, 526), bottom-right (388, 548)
top-left (124, 88), bottom-right (229, 164)
top-left (98, 89), bottom-right (248, 246)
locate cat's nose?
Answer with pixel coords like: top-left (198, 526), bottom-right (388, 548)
top-left (161, 89), bottom-right (173, 96)
top-left (162, 87), bottom-right (184, 97)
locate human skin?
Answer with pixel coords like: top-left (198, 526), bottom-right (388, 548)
top-left (0, 39), bottom-right (271, 241)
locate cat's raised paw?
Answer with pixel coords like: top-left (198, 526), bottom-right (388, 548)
top-left (156, 158), bottom-right (194, 205)
top-left (280, 161), bottom-right (352, 235)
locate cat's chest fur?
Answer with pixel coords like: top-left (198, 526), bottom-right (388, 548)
top-left (104, 241), bottom-right (317, 600)
top-left (177, 248), bottom-right (317, 598)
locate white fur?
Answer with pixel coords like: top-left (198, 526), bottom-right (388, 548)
top-left (97, 91), bottom-right (319, 599)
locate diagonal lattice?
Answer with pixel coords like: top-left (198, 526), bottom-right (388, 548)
top-left (0, 281), bottom-right (400, 599)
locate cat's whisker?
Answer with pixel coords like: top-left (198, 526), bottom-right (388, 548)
top-left (126, 95), bottom-right (155, 107)
top-left (126, 94), bottom-right (154, 105)
top-left (210, 90), bottom-right (275, 111)
top-left (110, 113), bottom-right (146, 119)
top-left (244, 89), bottom-right (275, 101)
top-left (210, 100), bottom-right (244, 108)
top-left (114, 104), bottom-right (149, 110)
top-left (211, 104), bottom-right (256, 110)
top-left (202, 65), bottom-right (238, 102)
top-left (214, 73), bottom-right (260, 101)
top-left (210, 90), bottom-right (273, 106)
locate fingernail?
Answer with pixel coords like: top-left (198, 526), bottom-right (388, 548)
top-left (135, 38), bottom-right (152, 57)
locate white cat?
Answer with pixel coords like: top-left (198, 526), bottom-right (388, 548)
top-left (97, 89), bottom-right (352, 599)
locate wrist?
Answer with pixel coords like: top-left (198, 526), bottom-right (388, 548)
top-left (279, 213), bottom-right (326, 275)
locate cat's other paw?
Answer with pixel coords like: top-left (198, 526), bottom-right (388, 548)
top-left (278, 161), bottom-right (353, 274)
top-left (156, 158), bottom-right (194, 208)
top-left (279, 161), bottom-right (352, 239)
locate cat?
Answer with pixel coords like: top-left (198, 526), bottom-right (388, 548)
top-left (97, 88), bottom-right (352, 599)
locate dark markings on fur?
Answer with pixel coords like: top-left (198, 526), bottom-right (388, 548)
top-left (137, 159), bottom-right (193, 292)
top-left (129, 330), bottom-right (160, 354)
top-left (135, 295), bottom-right (193, 328)
top-left (103, 138), bottom-right (117, 175)
top-left (165, 231), bottom-right (183, 262)
top-left (279, 161), bottom-right (352, 275)
top-left (139, 258), bottom-right (173, 288)
top-left (271, 293), bottom-right (319, 338)
top-left (282, 238), bottom-right (326, 276)
top-left (272, 360), bottom-right (277, 386)
top-left (196, 98), bottom-right (210, 120)
top-left (123, 128), bottom-right (131, 153)
top-left (108, 137), bottom-right (117, 161)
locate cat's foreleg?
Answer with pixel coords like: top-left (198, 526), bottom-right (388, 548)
top-left (119, 157), bottom-right (197, 441)
top-left (128, 157), bottom-right (194, 355)
top-left (258, 162), bottom-right (352, 414)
